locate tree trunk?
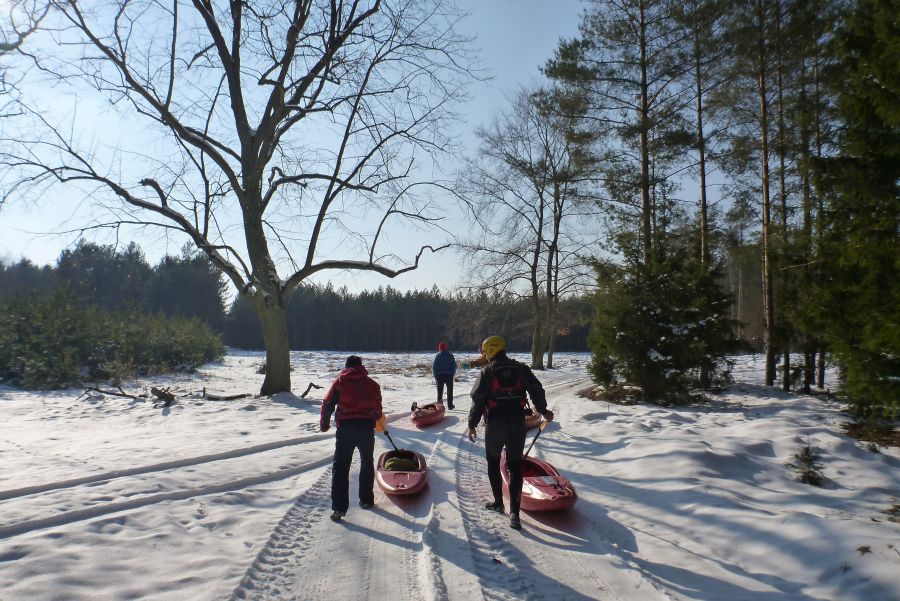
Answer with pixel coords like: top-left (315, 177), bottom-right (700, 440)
top-left (252, 290), bottom-right (292, 396)
top-left (547, 328), bottom-right (557, 369)
top-left (803, 349), bottom-right (814, 394)
top-left (545, 295), bottom-right (559, 369)
top-left (775, 0), bottom-right (790, 393)
top-left (756, 0), bottom-right (776, 387)
top-left (639, 4), bottom-right (653, 269)
top-left (800, 54), bottom-right (814, 396)
top-left (244, 203), bottom-right (292, 395)
top-left (695, 21), bottom-right (710, 389)
top-left (531, 298), bottom-right (545, 370)
top-left (695, 25), bottom-right (710, 270)
top-left (816, 346), bottom-right (825, 389)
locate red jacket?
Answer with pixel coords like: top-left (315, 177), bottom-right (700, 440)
top-left (320, 366), bottom-right (382, 431)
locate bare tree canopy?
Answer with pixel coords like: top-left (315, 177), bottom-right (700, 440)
top-left (1, 1), bottom-right (48, 119)
top-left (459, 85), bottom-right (600, 368)
top-left (1, 0), bottom-right (476, 394)
top-left (0, 0), bottom-right (46, 54)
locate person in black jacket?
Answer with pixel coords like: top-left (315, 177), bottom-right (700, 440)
top-left (432, 341), bottom-right (457, 409)
top-left (467, 335), bottom-right (554, 530)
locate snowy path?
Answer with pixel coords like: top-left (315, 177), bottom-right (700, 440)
top-left (231, 377), bottom-right (671, 601)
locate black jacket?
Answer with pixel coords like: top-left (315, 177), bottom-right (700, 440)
top-left (468, 351), bottom-right (547, 430)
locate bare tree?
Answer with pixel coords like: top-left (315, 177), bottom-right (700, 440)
top-left (1, 1), bottom-right (48, 122)
top-left (0, 1), bottom-right (46, 54)
top-left (1, 0), bottom-right (474, 394)
top-left (459, 85), bottom-right (598, 369)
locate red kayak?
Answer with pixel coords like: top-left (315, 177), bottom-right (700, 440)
top-left (410, 401), bottom-right (445, 427)
top-left (501, 453), bottom-right (577, 512)
top-left (375, 449), bottom-right (428, 495)
top-left (524, 407), bottom-right (543, 430)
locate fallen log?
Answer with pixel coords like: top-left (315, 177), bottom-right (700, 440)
top-left (202, 387), bottom-right (252, 401)
top-left (79, 385), bottom-right (144, 401)
top-left (300, 382), bottom-right (323, 398)
top-left (151, 386), bottom-right (176, 407)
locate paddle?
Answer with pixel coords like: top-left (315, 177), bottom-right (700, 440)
top-left (523, 420), bottom-right (548, 459)
top-left (383, 430), bottom-right (400, 452)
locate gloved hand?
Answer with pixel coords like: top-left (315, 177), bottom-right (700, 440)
top-left (320, 421), bottom-right (330, 432)
top-left (542, 410), bottom-right (554, 422)
top-left (468, 428), bottom-right (477, 442)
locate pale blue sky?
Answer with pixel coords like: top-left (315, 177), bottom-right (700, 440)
top-left (0, 0), bottom-right (583, 294)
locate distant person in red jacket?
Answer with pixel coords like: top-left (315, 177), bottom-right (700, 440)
top-left (320, 355), bottom-right (383, 522)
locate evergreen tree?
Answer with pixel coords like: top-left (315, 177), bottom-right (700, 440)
top-left (0, 258), bottom-right (58, 300)
top-left (547, 0), bottom-right (741, 398)
top-left (55, 241), bottom-right (152, 312)
top-left (546, 0), bottom-right (691, 270)
top-left (816, 0), bottom-right (900, 415)
top-left (147, 247), bottom-right (228, 330)
top-left (588, 228), bottom-right (742, 403)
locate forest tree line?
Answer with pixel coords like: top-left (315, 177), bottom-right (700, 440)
top-left (0, 241), bottom-right (593, 354)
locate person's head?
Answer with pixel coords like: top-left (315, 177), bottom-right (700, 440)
top-left (480, 335), bottom-right (506, 360)
top-left (438, 341), bottom-right (448, 351)
top-left (345, 355), bottom-right (363, 368)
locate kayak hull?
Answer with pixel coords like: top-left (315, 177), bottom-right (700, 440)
top-left (376, 449), bottom-right (428, 495)
top-left (501, 453), bottom-right (577, 512)
top-left (524, 409), bottom-right (543, 430)
top-left (411, 402), bottom-right (445, 427)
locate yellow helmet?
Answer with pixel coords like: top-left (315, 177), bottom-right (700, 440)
top-left (481, 335), bottom-right (506, 360)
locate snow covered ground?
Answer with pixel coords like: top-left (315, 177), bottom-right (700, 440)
top-left (1, 351), bottom-right (898, 601)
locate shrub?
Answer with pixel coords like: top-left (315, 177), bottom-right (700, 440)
top-left (787, 443), bottom-right (825, 486)
top-left (0, 289), bottom-right (223, 389)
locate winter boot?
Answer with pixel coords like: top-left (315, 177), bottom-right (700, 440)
top-left (484, 500), bottom-right (504, 513)
top-left (509, 513), bottom-right (521, 530)
top-left (330, 511), bottom-right (345, 522)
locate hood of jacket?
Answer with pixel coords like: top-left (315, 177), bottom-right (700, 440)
top-left (338, 365), bottom-right (369, 379)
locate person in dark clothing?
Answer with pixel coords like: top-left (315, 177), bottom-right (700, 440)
top-left (467, 336), bottom-right (554, 530)
top-left (432, 341), bottom-right (457, 409)
top-left (320, 355), bottom-right (383, 522)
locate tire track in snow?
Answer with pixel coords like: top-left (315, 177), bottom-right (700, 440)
top-left (416, 429), bottom-right (478, 601)
top-left (232, 465), bottom-right (333, 600)
top-left (235, 429), bottom-right (434, 601)
top-left (0, 410), bottom-right (412, 504)
top-left (0, 432), bottom-right (335, 501)
top-left (0, 453), bottom-right (335, 541)
top-left (456, 425), bottom-right (655, 601)
top-left (455, 438), bottom-right (545, 601)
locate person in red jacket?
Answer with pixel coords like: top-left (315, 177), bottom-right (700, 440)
top-left (320, 355), bottom-right (383, 522)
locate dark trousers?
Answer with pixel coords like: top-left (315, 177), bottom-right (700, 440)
top-left (331, 419), bottom-right (375, 513)
top-left (435, 374), bottom-right (454, 405)
top-left (484, 412), bottom-right (527, 513)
